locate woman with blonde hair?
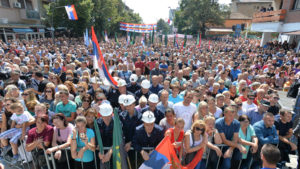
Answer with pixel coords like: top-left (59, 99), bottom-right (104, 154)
top-left (201, 116), bottom-right (223, 169)
top-left (193, 101), bottom-right (211, 121)
top-left (183, 120), bottom-right (207, 168)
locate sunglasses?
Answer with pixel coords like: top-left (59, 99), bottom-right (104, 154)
top-left (83, 100), bottom-right (90, 102)
top-left (46, 90), bottom-right (52, 93)
top-left (78, 90), bottom-right (84, 93)
top-left (96, 98), bottom-right (103, 102)
top-left (249, 97), bottom-right (255, 100)
top-left (22, 93), bottom-right (29, 96)
top-left (195, 127), bottom-right (205, 132)
top-left (274, 97), bottom-right (280, 100)
top-left (242, 120), bottom-right (250, 123)
top-left (238, 104), bottom-right (243, 106)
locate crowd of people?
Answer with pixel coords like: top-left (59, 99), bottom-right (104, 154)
top-left (0, 35), bottom-right (299, 169)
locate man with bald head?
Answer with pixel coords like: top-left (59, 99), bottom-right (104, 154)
top-left (149, 75), bottom-right (163, 94)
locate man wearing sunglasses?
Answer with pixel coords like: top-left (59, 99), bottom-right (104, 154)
top-left (242, 92), bottom-right (258, 114)
top-left (268, 93), bottom-right (281, 116)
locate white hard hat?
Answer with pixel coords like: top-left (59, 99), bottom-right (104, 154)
top-left (99, 103), bottom-right (113, 117)
top-left (141, 80), bottom-right (151, 89)
top-left (148, 93), bottom-right (159, 103)
top-left (118, 79), bottom-right (127, 87)
top-left (142, 111), bottom-right (156, 123)
top-left (118, 94), bottom-right (127, 104)
top-left (130, 74), bottom-right (138, 83)
top-left (123, 95), bottom-right (136, 106)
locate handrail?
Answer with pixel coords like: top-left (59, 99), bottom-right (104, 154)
top-left (252, 9), bottom-right (287, 23)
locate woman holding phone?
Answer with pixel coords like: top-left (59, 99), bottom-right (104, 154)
top-left (70, 116), bottom-right (95, 169)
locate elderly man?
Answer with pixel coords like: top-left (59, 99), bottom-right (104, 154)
top-left (132, 111), bottom-right (164, 162)
top-left (149, 75), bottom-right (163, 95)
top-left (156, 90), bottom-right (173, 114)
top-left (141, 94), bottom-right (164, 124)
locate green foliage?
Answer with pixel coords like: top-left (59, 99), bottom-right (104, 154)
top-left (157, 19), bottom-right (170, 34)
top-left (45, 0), bottom-right (93, 37)
top-left (44, 0), bottom-right (142, 37)
top-left (174, 0), bottom-right (230, 37)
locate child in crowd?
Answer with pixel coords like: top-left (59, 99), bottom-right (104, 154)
top-left (0, 102), bottom-right (29, 164)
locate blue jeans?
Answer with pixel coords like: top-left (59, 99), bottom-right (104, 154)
top-left (220, 157), bottom-right (231, 169)
top-left (195, 160), bottom-right (202, 169)
top-left (199, 159), bottom-right (206, 169)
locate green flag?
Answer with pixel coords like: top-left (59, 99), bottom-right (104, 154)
top-left (144, 33), bottom-right (147, 45)
top-left (115, 32), bottom-right (119, 45)
top-left (101, 31), bottom-right (105, 42)
top-left (151, 26), bottom-right (155, 44)
top-left (94, 119), bottom-right (104, 154)
top-left (196, 32), bottom-right (200, 45)
top-left (173, 34), bottom-right (176, 46)
top-left (184, 33), bottom-right (187, 47)
top-left (113, 108), bottom-right (127, 169)
top-left (164, 33), bottom-right (168, 47)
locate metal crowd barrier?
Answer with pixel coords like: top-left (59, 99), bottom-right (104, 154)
top-left (16, 143), bottom-right (258, 169)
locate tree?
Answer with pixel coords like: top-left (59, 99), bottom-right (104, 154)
top-left (174, 0), bottom-right (230, 37)
top-left (156, 19), bottom-right (170, 34)
top-left (44, 0), bottom-right (142, 37)
top-left (44, 0), bottom-right (93, 36)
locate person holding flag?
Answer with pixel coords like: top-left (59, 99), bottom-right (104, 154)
top-left (132, 111), bottom-right (164, 167)
top-left (96, 103), bottom-right (114, 168)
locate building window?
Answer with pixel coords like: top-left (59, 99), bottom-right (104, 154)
top-left (295, 0), bottom-right (300, 9)
top-left (1, 0), bottom-right (10, 7)
top-left (17, 0), bottom-right (25, 8)
top-left (25, 0), bottom-right (33, 10)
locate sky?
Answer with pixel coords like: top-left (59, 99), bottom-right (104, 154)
top-left (123, 0), bottom-right (231, 23)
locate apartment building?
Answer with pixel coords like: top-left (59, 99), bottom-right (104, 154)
top-left (0, 0), bottom-right (48, 42)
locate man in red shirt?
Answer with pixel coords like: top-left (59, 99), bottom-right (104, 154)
top-left (135, 56), bottom-right (145, 74)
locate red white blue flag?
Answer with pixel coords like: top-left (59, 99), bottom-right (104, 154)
top-left (65, 5), bottom-right (78, 20)
top-left (91, 26), bottom-right (118, 87)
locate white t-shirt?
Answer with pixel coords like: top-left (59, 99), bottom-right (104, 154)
top-left (173, 102), bottom-right (197, 131)
top-left (214, 107), bottom-right (223, 118)
top-left (242, 102), bottom-right (258, 114)
top-left (11, 113), bottom-right (29, 125)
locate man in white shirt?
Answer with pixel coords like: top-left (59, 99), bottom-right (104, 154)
top-left (173, 91), bottom-right (196, 131)
top-left (242, 92), bottom-right (258, 114)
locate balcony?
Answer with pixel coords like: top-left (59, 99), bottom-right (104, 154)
top-left (20, 9), bottom-right (40, 20)
top-left (252, 9), bottom-right (286, 23)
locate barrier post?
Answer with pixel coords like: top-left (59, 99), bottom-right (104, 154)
top-left (43, 148), bottom-right (52, 169)
top-left (20, 140), bottom-right (31, 169)
top-left (65, 149), bottom-right (71, 169)
top-left (50, 152), bottom-right (57, 169)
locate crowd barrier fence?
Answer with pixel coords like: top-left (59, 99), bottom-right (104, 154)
top-left (9, 142), bottom-right (260, 169)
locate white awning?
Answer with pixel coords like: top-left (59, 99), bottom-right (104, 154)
top-left (208, 28), bottom-right (233, 32)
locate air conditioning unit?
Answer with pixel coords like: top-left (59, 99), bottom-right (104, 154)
top-left (0, 18), bottom-right (8, 24)
top-left (14, 2), bottom-right (21, 8)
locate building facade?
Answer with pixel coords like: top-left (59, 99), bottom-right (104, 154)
top-left (251, 0), bottom-right (300, 51)
top-left (0, 0), bottom-right (47, 42)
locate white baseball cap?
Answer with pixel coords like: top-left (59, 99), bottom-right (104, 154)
top-left (99, 103), bottom-right (113, 116)
top-left (118, 79), bottom-right (127, 87)
top-left (142, 111), bottom-right (156, 123)
top-left (118, 94), bottom-right (127, 104)
top-left (130, 74), bottom-right (138, 83)
top-left (141, 80), bottom-right (151, 89)
top-left (123, 95), bottom-right (136, 106)
top-left (148, 94), bottom-right (159, 103)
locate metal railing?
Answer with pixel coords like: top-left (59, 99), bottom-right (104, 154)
top-left (14, 143), bottom-right (257, 169)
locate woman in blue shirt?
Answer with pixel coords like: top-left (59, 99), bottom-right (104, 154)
top-left (71, 116), bottom-right (95, 169)
top-left (238, 115), bottom-right (258, 169)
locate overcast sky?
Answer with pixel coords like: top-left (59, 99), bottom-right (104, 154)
top-left (123, 0), bottom-right (231, 23)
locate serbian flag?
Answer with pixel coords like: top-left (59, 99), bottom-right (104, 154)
top-left (91, 26), bottom-right (118, 87)
top-left (139, 136), bottom-right (180, 169)
top-left (139, 136), bottom-right (204, 169)
top-left (65, 5), bottom-right (78, 20)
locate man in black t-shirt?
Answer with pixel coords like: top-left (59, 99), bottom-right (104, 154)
top-left (33, 72), bottom-right (48, 96)
top-left (268, 93), bottom-right (281, 115)
top-left (274, 110), bottom-right (297, 164)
